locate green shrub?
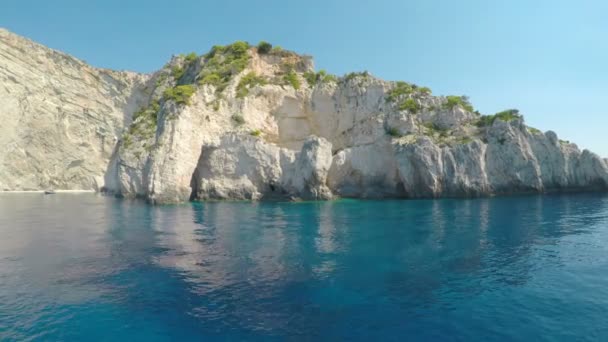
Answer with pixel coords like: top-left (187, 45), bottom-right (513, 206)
top-left (133, 99), bottom-right (160, 122)
top-left (444, 95), bottom-right (474, 112)
top-left (268, 45), bottom-right (294, 57)
top-left (211, 99), bottom-right (221, 111)
top-left (122, 134), bottom-right (132, 148)
top-left (476, 115), bottom-right (495, 127)
top-left (386, 82), bottom-right (430, 113)
top-left (163, 85), bottom-right (196, 105)
top-left (206, 41), bottom-right (249, 58)
top-left (386, 127), bottom-right (402, 137)
top-left (250, 129), bottom-right (262, 137)
top-left (343, 71), bottom-right (370, 83)
top-left (184, 52), bottom-right (198, 63)
top-left (398, 98), bottom-right (420, 113)
top-left (257, 41), bottom-right (272, 54)
top-left (386, 82), bottom-right (415, 102)
top-left (171, 53), bottom-right (199, 83)
top-left (171, 65), bottom-right (185, 80)
top-left (197, 41), bottom-right (252, 94)
top-left (123, 99), bottom-right (161, 146)
top-left (476, 109), bottom-right (521, 127)
top-left (528, 126), bottom-right (541, 134)
top-left (424, 122), bottom-right (449, 137)
top-left (457, 137), bottom-right (473, 144)
top-left (232, 114), bottom-right (245, 125)
top-left (155, 73), bottom-right (168, 87)
top-left (319, 70), bottom-right (337, 83)
top-left (419, 86), bottom-right (432, 95)
top-left (304, 70), bottom-right (337, 86)
top-left (344, 72), bottom-right (357, 82)
top-left (304, 71), bottom-right (317, 86)
top-left (279, 60), bottom-right (295, 73)
top-left (236, 72), bottom-right (267, 98)
top-left (494, 109), bottom-right (520, 120)
top-left (229, 41), bottom-right (249, 54)
top-left (199, 73), bottom-right (222, 87)
top-left (386, 82), bottom-right (432, 102)
top-left (284, 71), bottom-right (301, 90)
top-left (206, 45), bottom-right (224, 59)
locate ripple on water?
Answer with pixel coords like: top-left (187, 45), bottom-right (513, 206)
top-left (1, 193), bottom-right (608, 340)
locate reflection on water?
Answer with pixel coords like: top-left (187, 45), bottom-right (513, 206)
top-left (1, 193), bottom-right (608, 340)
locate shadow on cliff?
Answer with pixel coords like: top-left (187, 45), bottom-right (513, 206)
top-left (101, 74), bottom-right (153, 195)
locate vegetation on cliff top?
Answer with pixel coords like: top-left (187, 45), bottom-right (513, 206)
top-left (304, 70), bottom-right (337, 86)
top-left (386, 82), bottom-right (432, 102)
top-left (399, 98), bottom-right (420, 113)
top-left (256, 41), bottom-right (272, 54)
top-left (283, 70), bottom-right (301, 90)
top-left (163, 84), bottom-right (196, 105)
top-left (236, 72), bottom-right (267, 98)
top-left (198, 41), bottom-right (251, 93)
top-left (171, 65), bottom-right (185, 80)
top-left (385, 81), bottom-right (433, 113)
top-left (444, 95), bottom-right (474, 112)
top-left (345, 71), bottom-right (367, 80)
top-left (140, 41), bottom-right (520, 143)
top-left (184, 52), bottom-right (197, 63)
top-left (171, 52), bottom-right (199, 84)
top-left (119, 40), bottom-right (543, 159)
top-left (476, 109), bottom-right (521, 127)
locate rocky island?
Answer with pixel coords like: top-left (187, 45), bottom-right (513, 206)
top-left (1, 28), bottom-right (607, 203)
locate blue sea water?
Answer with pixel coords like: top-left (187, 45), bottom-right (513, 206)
top-left (1, 193), bottom-right (608, 341)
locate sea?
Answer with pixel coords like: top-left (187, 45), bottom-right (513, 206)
top-left (1, 193), bottom-right (607, 341)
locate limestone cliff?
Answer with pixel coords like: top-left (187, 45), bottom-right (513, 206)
top-left (1, 30), bottom-right (606, 202)
top-left (0, 28), bottom-right (147, 190)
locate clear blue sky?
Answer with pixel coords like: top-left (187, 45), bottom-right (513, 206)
top-left (2, 0), bottom-right (607, 156)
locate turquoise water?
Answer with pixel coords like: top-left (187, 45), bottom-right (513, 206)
top-left (1, 194), bottom-right (608, 341)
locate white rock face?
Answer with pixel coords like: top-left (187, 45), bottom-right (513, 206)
top-left (1, 29), bottom-right (607, 201)
top-left (0, 28), bottom-right (147, 190)
top-left (328, 141), bottom-right (403, 198)
top-left (189, 134), bottom-right (332, 201)
top-left (392, 120), bottom-right (608, 198)
top-left (284, 136), bottom-right (333, 199)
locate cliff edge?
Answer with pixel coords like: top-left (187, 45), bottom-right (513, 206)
top-left (0, 28), bottom-right (149, 190)
top-left (1, 30), bottom-right (606, 202)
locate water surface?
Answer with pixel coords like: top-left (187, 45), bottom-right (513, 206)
top-left (1, 193), bottom-right (608, 341)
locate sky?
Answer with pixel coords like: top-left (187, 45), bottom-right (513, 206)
top-left (2, 0), bottom-right (607, 156)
